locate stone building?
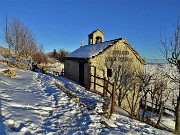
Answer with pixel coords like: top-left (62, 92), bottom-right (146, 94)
top-left (64, 29), bottom-right (145, 114)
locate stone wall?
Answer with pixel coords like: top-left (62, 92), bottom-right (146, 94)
top-left (88, 39), bottom-right (144, 114)
top-left (89, 40), bottom-right (144, 86)
top-left (64, 39), bottom-right (144, 115)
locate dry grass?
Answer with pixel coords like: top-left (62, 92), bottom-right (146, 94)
top-left (0, 46), bottom-right (8, 53)
top-left (0, 46), bottom-right (15, 54)
top-left (0, 68), bottom-right (17, 77)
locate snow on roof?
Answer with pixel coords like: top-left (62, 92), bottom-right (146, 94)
top-left (65, 39), bottom-right (119, 59)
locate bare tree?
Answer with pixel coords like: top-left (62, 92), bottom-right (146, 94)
top-left (11, 18), bottom-right (20, 56)
top-left (153, 75), bottom-right (170, 126)
top-left (114, 61), bottom-right (136, 108)
top-left (108, 58), bottom-right (144, 118)
top-left (3, 16), bottom-right (38, 66)
top-left (125, 82), bottom-right (142, 117)
top-left (138, 66), bottom-right (154, 120)
top-left (38, 43), bottom-right (44, 53)
top-left (12, 18), bottom-right (37, 58)
top-left (104, 46), bottom-right (144, 117)
top-left (4, 15), bottom-right (13, 63)
top-left (161, 20), bottom-right (180, 132)
top-left (32, 51), bottom-right (48, 64)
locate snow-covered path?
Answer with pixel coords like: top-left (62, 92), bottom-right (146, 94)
top-left (0, 70), bottom-right (55, 134)
top-left (0, 62), bottom-right (174, 135)
top-left (0, 69), bottom-right (105, 134)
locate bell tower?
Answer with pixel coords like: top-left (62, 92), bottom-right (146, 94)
top-left (88, 29), bottom-right (104, 45)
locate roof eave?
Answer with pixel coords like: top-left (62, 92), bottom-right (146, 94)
top-left (63, 57), bottom-right (89, 61)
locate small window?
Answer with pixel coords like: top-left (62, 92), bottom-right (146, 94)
top-left (89, 39), bottom-right (93, 44)
top-left (96, 36), bottom-right (102, 43)
top-left (107, 69), bottom-right (112, 77)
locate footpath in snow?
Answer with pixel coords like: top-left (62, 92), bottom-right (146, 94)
top-left (0, 62), bottom-right (173, 135)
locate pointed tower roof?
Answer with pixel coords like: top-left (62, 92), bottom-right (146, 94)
top-left (88, 29), bottom-right (104, 36)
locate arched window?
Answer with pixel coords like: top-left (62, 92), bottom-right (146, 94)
top-left (96, 36), bottom-right (102, 44)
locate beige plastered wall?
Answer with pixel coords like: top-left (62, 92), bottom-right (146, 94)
top-left (88, 39), bottom-right (144, 114)
top-left (89, 30), bottom-right (104, 45)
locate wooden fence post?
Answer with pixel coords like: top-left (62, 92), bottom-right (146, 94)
top-left (89, 74), bottom-right (92, 90)
top-left (103, 78), bottom-right (107, 96)
top-left (89, 66), bottom-right (92, 90)
top-left (111, 82), bottom-right (116, 114)
top-left (94, 67), bottom-right (96, 90)
top-left (156, 102), bottom-right (164, 126)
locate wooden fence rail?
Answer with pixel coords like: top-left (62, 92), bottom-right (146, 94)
top-left (140, 99), bottom-right (175, 114)
top-left (90, 74), bottom-right (116, 114)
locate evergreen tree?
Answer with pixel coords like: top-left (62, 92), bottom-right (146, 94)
top-left (58, 49), bottom-right (69, 62)
top-left (52, 49), bottom-right (58, 59)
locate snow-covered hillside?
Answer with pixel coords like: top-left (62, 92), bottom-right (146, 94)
top-left (0, 62), bottom-right (173, 135)
top-left (145, 64), bottom-right (178, 110)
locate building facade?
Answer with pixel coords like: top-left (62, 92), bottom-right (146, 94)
top-left (64, 29), bottom-right (145, 114)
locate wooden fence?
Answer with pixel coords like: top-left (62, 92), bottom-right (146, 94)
top-left (140, 99), bottom-right (175, 115)
top-left (90, 66), bottom-right (116, 114)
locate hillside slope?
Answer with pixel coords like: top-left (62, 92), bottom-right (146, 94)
top-left (0, 62), bottom-right (173, 135)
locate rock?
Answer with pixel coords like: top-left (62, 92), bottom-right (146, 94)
top-left (101, 117), bottom-right (117, 128)
top-left (71, 97), bottom-right (79, 103)
top-left (20, 127), bottom-right (32, 135)
top-left (6, 119), bottom-right (15, 131)
top-left (2, 68), bottom-right (17, 77)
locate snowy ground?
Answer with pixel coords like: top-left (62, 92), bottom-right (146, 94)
top-left (143, 64), bottom-right (177, 130)
top-left (0, 62), bottom-right (174, 135)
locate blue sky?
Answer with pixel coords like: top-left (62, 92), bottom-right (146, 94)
top-left (0, 0), bottom-right (179, 59)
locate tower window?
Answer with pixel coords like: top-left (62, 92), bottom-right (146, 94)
top-left (96, 36), bottom-right (102, 44)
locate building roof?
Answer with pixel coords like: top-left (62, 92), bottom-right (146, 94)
top-left (88, 29), bottom-right (104, 36)
top-left (65, 39), bottom-right (119, 59)
top-left (64, 38), bottom-right (145, 64)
